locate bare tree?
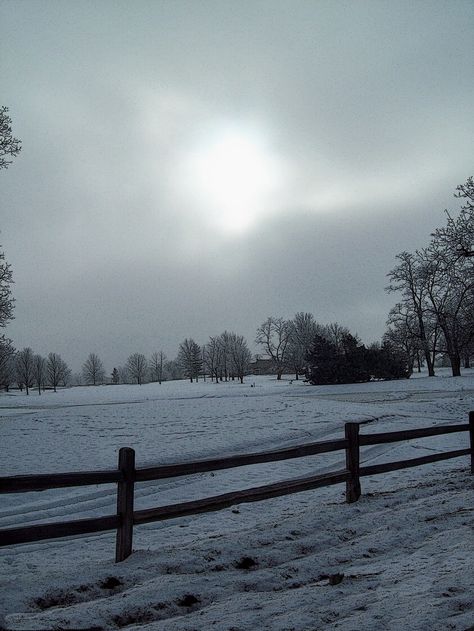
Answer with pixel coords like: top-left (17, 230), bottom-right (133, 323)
top-left (117, 365), bottom-right (129, 384)
top-left (163, 359), bottom-right (183, 381)
top-left (61, 364), bottom-right (72, 387)
top-left (0, 107), bottom-right (22, 170)
top-left (70, 372), bottom-right (83, 386)
top-left (433, 176), bottom-right (474, 258)
top-left (149, 350), bottom-right (166, 384)
top-left (256, 317), bottom-right (292, 380)
top-left (82, 352), bottom-right (105, 386)
top-left (322, 322), bottom-right (352, 348)
top-left (229, 333), bottom-right (252, 383)
top-left (16, 347), bottom-right (35, 395)
top-left (201, 346), bottom-right (207, 381)
top-left (0, 117), bottom-right (18, 382)
top-left (218, 331), bottom-right (235, 381)
top-left (462, 337), bottom-right (474, 369)
top-left (0, 339), bottom-right (15, 391)
top-left (386, 178), bottom-right (474, 376)
top-left (46, 352), bottom-right (69, 392)
top-left (287, 312), bottom-right (323, 379)
top-left (204, 332), bottom-right (250, 383)
top-left (32, 354), bottom-right (46, 395)
top-left (205, 336), bottom-right (223, 383)
top-left (384, 314), bottom-right (422, 374)
top-left (0, 246), bottom-right (14, 329)
top-left (386, 301), bottom-right (439, 374)
top-left (419, 243), bottom-right (474, 377)
top-left (386, 251), bottom-right (437, 376)
top-left (126, 353), bottom-right (148, 385)
top-left (177, 338), bottom-right (202, 382)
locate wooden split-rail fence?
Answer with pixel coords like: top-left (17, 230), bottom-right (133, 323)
top-left (1, 413), bottom-right (473, 562)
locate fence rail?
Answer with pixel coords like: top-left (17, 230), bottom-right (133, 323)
top-left (135, 437), bottom-right (348, 482)
top-left (1, 412), bottom-right (473, 562)
top-left (0, 470), bottom-right (122, 494)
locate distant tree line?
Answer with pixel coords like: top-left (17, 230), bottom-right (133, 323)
top-left (1, 348), bottom-right (71, 394)
top-left (254, 313), bottom-right (411, 384)
top-left (0, 314), bottom-right (415, 393)
top-left (81, 332), bottom-right (254, 387)
top-left (177, 331), bottom-right (253, 384)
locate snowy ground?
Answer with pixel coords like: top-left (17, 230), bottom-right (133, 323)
top-left (0, 371), bottom-right (473, 630)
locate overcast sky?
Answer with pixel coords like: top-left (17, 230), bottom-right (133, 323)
top-left (1, 0), bottom-right (473, 372)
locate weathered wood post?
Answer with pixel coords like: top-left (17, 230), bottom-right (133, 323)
top-left (469, 411), bottom-right (474, 474)
top-left (115, 447), bottom-right (135, 563)
top-left (345, 422), bottom-right (361, 503)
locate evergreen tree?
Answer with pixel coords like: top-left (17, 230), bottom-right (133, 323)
top-left (306, 331), bottom-right (410, 385)
top-left (305, 335), bottom-right (340, 385)
top-left (111, 367), bottom-right (119, 384)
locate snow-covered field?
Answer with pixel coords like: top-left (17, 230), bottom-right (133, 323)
top-left (1, 371), bottom-right (473, 631)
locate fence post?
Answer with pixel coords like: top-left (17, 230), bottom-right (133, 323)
top-left (115, 447), bottom-right (135, 563)
top-left (469, 411), bottom-right (474, 475)
top-left (345, 422), bottom-right (361, 503)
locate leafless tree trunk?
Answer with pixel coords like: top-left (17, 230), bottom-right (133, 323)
top-left (463, 350), bottom-right (471, 369)
top-left (16, 347), bottom-right (35, 395)
top-left (33, 354), bottom-right (46, 394)
top-left (46, 352), bottom-right (69, 392)
top-left (386, 302), bottom-right (439, 374)
top-left (387, 251), bottom-right (436, 376)
top-left (150, 351), bottom-right (166, 384)
top-left (420, 244), bottom-right (474, 377)
top-left (216, 331), bottom-right (233, 381)
top-left (0, 337), bottom-right (15, 391)
top-left (205, 337), bottom-right (222, 383)
top-left (227, 333), bottom-right (252, 383)
top-left (82, 353), bottom-right (105, 386)
top-left (287, 313), bottom-right (325, 379)
top-left (256, 317), bottom-right (292, 380)
top-left (177, 339), bottom-right (202, 382)
top-left (126, 353), bottom-right (148, 385)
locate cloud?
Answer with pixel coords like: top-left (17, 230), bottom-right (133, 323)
top-left (1, 0), bottom-right (473, 369)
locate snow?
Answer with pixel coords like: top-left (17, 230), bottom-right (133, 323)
top-left (1, 370), bottom-right (473, 630)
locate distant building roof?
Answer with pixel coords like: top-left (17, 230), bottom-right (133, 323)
top-left (249, 358), bottom-right (275, 375)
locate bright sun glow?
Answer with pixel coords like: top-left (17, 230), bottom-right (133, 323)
top-left (181, 125), bottom-right (284, 233)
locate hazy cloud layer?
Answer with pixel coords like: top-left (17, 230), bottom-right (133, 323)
top-left (1, 0), bottom-right (473, 371)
